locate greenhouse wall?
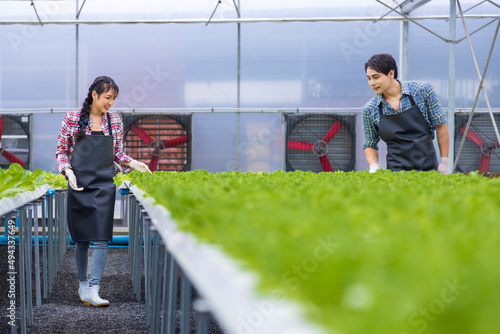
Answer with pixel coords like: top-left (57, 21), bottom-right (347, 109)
top-left (0, 0), bottom-right (498, 173)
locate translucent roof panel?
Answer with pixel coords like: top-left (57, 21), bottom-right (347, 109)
top-left (0, 0), bottom-right (498, 111)
top-left (0, 0), bottom-right (496, 22)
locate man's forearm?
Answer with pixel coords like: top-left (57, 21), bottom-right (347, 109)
top-left (364, 147), bottom-right (379, 165)
top-left (435, 123), bottom-right (449, 158)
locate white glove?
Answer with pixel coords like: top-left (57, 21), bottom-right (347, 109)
top-left (65, 169), bottom-right (83, 191)
top-left (130, 159), bottom-right (152, 173)
top-left (438, 157), bottom-right (449, 175)
top-left (369, 163), bottom-right (380, 173)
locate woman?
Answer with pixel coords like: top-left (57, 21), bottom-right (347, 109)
top-left (56, 76), bottom-right (151, 307)
top-left (362, 54), bottom-right (449, 173)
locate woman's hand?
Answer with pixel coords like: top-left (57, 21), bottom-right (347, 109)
top-left (130, 160), bottom-right (152, 173)
top-left (65, 169), bottom-right (84, 191)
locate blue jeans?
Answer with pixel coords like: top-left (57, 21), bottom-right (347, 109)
top-left (75, 241), bottom-right (108, 287)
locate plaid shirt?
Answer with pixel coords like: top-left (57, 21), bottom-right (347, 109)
top-left (56, 110), bottom-right (132, 175)
top-left (362, 81), bottom-right (446, 150)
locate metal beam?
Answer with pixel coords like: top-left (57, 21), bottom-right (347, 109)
top-left (30, 0), bottom-right (43, 26)
top-left (453, 1), bottom-right (500, 172)
top-left (375, 0), bottom-right (451, 42)
top-left (373, 0), bottom-right (413, 23)
top-left (0, 14), bottom-right (498, 25)
top-left (76, 0), bottom-right (87, 19)
top-left (486, 0), bottom-right (500, 9)
top-left (232, 0), bottom-right (241, 18)
top-left (456, 18), bottom-right (499, 43)
top-left (206, 0), bottom-right (222, 26)
top-left (461, 0), bottom-right (489, 14)
top-left (400, 0), bottom-right (432, 13)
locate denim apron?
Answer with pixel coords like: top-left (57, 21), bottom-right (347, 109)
top-left (67, 113), bottom-right (116, 242)
top-left (378, 95), bottom-right (438, 171)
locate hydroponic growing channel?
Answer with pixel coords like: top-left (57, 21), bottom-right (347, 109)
top-left (118, 169), bottom-right (500, 334)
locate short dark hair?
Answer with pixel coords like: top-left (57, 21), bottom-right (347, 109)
top-left (364, 54), bottom-right (398, 79)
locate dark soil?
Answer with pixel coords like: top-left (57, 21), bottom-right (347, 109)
top-left (0, 245), bottom-right (225, 334)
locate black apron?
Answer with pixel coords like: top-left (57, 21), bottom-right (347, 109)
top-left (67, 113), bottom-right (116, 242)
top-left (378, 95), bottom-right (438, 171)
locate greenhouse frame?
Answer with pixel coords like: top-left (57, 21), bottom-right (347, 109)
top-left (1, 1), bottom-right (500, 334)
top-left (0, 0), bottom-right (498, 173)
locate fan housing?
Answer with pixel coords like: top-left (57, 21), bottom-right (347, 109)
top-left (123, 114), bottom-right (191, 172)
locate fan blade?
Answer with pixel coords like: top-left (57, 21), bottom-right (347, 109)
top-left (164, 135), bottom-right (188, 148)
top-left (287, 140), bottom-right (313, 151)
top-left (479, 154), bottom-right (491, 173)
top-left (460, 126), bottom-right (484, 147)
top-left (149, 155), bottom-right (159, 172)
top-left (132, 125), bottom-right (152, 145)
top-left (319, 155), bottom-right (333, 172)
top-left (0, 117), bottom-right (4, 138)
top-left (323, 121), bottom-right (343, 143)
top-left (1, 149), bottom-right (25, 167)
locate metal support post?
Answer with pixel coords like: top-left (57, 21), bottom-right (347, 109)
top-left (165, 253), bottom-right (179, 334)
top-left (33, 201), bottom-right (42, 307)
top-left (47, 193), bottom-right (54, 293)
top-left (25, 206), bottom-right (33, 325)
top-left (150, 233), bottom-right (163, 334)
top-left (400, 20), bottom-right (410, 81)
top-left (180, 271), bottom-right (192, 334)
top-left (144, 215), bottom-right (152, 326)
top-left (160, 250), bottom-right (170, 333)
top-left (18, 208), bottom-right (27, 334)
top-left (41, 195), bottom-right (48, 299)
top-left (453, 1), bottom-right (500, 172)
top-left (195, 299), bottom-right (211, 334)
top-left (448, 0), bottom-right (457, 172)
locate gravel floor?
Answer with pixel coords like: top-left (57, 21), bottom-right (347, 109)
top-left (0, 245), bottom-right (225, 334)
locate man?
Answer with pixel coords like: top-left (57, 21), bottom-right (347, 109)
top-left (362, 53), bottom-right (449, 173)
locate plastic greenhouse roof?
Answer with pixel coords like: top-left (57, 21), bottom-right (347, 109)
top-left (0, 0), bottom-right (498, 24)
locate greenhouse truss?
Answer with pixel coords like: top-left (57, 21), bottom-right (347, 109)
top-left (0, 0), bottom-right (498, 173)
top-left (1, 2), bottom-right (500, 334)
top-left (0, 0), bottom-right (497, 172)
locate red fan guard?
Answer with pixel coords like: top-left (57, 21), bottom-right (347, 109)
top-left (287, 120), bottom-right (342, 172)
top-left (460, 125), bottom-right (499, 173)
top-left (130, 122), bottom-right (188, 172)
top-left (0, 116), bottom-right (25, 167)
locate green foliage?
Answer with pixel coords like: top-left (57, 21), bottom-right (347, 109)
top-left (42, 171), bottom-right (68, 190)
top-left (113, 172), bottom-right (131, 187)
top-left (0, 163), bottom-right (47, 199)
top-left (126, 169), bottom-right (500, 334)
top-left (0, 164), bottom-right (69, 198)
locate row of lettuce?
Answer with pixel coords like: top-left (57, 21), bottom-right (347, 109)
top-left (4, 163), bottom-right (500, 333)
top-left (0, 163), bottom-right (67, 200)
top-left (116, 169), bottom-right (500, 334)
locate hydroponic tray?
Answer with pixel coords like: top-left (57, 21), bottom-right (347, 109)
top-left (0, 184), bottom-right (50, 217)
top-left (130, 184), bottom-right (324, 334)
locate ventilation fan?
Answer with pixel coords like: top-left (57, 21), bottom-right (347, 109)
top-left (454, 112), bottom-right (500, 173)
top-left (0, 115), bottom-right (30, 169)
top-left (123, 114), bottom-right (191, 172)
top-left (285, 113), bottom-right (356, 172)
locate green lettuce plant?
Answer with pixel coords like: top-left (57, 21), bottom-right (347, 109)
top-left (122, 169), bottom-right (500, 334)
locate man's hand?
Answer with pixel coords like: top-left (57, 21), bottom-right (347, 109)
top-left (438, 157), bottom-right (449, 175)
top-left (369, 163), bottom-right (380, 173)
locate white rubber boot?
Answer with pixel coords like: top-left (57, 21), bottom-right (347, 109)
top-left (82, 285), bottom-right (110, 307)
top-left (78, 281), bottom-right (88, 302)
